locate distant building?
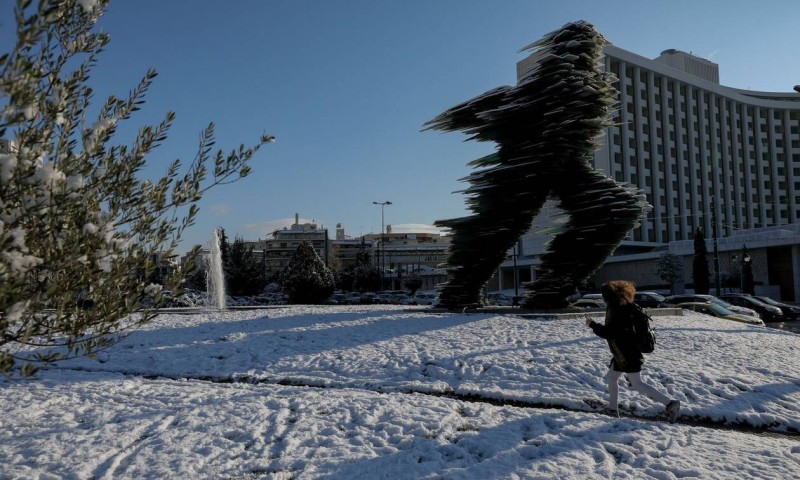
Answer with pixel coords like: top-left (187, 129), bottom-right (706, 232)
top-left (362, 229), bottom-right (450, 271)
top-left (330, 237), bottom-right (372, 272)
top-left (148, 251), bottom-right (178, 285)
top-left (362, 229), bottom-right (450, 290)
top-left (264, 214), bottom-right (329, 278)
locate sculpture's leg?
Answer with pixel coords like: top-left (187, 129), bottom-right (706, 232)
top-left (436, 184), bottom-right (550, 310)
top-left (524, 166), bottom-right (646, 309)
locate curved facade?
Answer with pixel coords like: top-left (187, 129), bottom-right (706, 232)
top-left (504, 44), bottom-right (800, 300)
top-left (593, 45), bottom-right (800, 245)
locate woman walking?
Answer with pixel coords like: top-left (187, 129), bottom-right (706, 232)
top-left (585, 280), bottom-right (680, 422)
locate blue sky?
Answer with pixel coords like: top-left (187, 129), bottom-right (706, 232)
top-left (3, 0), bottom-right (799, 252)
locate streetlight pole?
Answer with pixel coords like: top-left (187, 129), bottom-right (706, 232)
top-left (372, 201), bottom-right (392, 290)
top-left (512, 243), bottom-right (519, 297)
top-left (711, 195), bottom-right (721, 296)
top-left (741, 244), bottom-right (752, 294)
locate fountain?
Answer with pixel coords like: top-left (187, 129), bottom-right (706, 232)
top-left (206, 228), bottom-right (227, 310)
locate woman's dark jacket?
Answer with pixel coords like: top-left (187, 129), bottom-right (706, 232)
top-left (589, 303), bottom-right (646, 373)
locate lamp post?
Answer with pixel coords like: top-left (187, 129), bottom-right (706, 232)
top-left (741, 244), bottom-right (752, 294)
top-left (372, 201), bottom-right (392, 290)
top-left (511, 243), bottom-right (519, 297)
top-left (711, 196), bottom-right (721, 296)
top-left (511, 243), bottom-right (520, 307)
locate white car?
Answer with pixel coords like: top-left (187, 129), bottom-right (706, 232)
top-left (581, 293), bottom-right (604, 300)
top-left (569, 298), bottom-right (606, 309)
top-left (392, 294), bottom-right (415, 305)
top-left (377, 293), bottom-right (397, 304)
top-left (487, 293), bottom-right (512, 306)
top-left (412, 292), bottom-right (438, 305)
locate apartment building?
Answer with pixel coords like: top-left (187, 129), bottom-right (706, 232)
top-left (264, 215), bottom-right (329, 277)
top-left (362, 229), bottom-right (450, 272)
top-left (330, 238), bottom-right (372, 272)
top-left (359, 229), bottom-right (450, 290)
top-left (499, 44), bottom-right (800, 300)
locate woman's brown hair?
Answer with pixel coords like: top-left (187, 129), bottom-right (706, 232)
top-left (600, 280), bottom-right (636, 306)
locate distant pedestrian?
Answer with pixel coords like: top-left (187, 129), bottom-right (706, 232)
top-left (585, 280), bottom-right (680, 422)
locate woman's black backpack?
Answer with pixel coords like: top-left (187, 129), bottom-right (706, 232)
top-left (632, 305), bottom-right (656, 353)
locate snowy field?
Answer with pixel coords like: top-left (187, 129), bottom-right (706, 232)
top-left (2, 305), bottom-right (800, 479)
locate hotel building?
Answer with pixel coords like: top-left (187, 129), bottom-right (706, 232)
top-left (496, 44), bottom-right (800, 300)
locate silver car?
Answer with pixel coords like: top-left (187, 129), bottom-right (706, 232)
top-left (664, 294), bottom-right (760, 319)
top-left (412, 292), bottom-right (438, 305)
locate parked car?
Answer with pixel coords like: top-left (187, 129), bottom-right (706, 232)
top-left (346, 292), bottom-right (362, 304)
top-left (753, 296), bottom-right (800, 321)
top-left (329, 293), bottom-right (349, 304)
top-left (359, 292), bottom-right (378, 304)
top-left (569, 298), bottom-right (606, 309)
top-left (633, 291), bottom-right (666, 308)
top-left (720, 294), bottom-right (784, 322)
top-left (676, 302), bottom-right (764, 326)
top-left (581, 293), bottom-right (603, 300)
top-left (392, 293), bottom-right (415, 305)
top-left (663, 294), bottom-right (760, 319)
top-left (487, 293), bottom-right (512, 306)
top-left (412, 292), bottom-right (438, 305)
top-left (374, 293), bottom-right (394, 304)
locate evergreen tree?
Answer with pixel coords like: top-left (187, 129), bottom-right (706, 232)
top-left (692, 228), bottom-right (710, 294)
top-left (403, 274), bottom-right (423, 295)
top-left (182, 244), bottom-right (208, 291)
top-left (0, 0), bottom-right (274, 375)
top-left (655, 252), bottom-right (683, 295)
top-left (336, 267), bottom-right (356, 292)
top-left (280, 242), bottom-right (335, 304)
top-left (353, 266), bottom-right (381, 292)
top-left (332, 239), bottom-right (382, 292)
top-left (355, 239), bottom-right (372, 267)
top-left (227, 237), bottom-right (266, 296)
top-left (217, 227), bottom-right (230, 270)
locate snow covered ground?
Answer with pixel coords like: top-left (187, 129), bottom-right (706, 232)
top-left (2, 305), bottom-right (800, 479)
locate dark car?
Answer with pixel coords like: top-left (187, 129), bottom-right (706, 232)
top-left (663, 294), bottom-right (760, 318)
top-left (719, 294), bottom-right (784, 322)
top-left (634, 291), bottom-right (666, 308)
top-left (753, 296), bottom-right (800, 321)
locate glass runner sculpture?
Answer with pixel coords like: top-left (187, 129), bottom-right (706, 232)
top-left (425, 21), bottom-right (648, 309)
